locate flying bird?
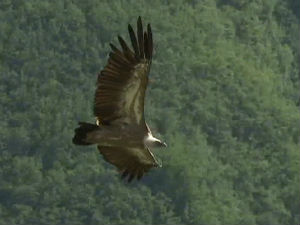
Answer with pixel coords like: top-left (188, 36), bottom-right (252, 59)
top-left (73, 17), bottom-right (167, 182)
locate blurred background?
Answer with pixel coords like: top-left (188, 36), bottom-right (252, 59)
top-left (0, 0), bottom-right (299, 224)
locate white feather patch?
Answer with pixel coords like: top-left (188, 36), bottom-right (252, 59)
top-left (118, 63), bottom-right (147, 124)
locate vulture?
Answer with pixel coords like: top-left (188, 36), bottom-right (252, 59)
top-left (73, 17), bottom-right (167, 182)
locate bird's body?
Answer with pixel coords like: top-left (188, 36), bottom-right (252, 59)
top-left (85, 123), bottom-right (146, 148)
top-left (73, 17), bottom-right (166, 182)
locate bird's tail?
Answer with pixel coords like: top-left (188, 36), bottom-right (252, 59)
top-left (72, 122), bottom-right (99, 145)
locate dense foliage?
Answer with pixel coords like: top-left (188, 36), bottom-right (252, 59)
top-left (0, 0), bottom-right (299, 224)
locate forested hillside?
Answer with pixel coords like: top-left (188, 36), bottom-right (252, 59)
top-left (0, 0), bottom-right (299, 224)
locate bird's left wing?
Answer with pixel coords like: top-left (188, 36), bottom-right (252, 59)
top-left (98, 145), bottom-right (159, 182)
top-left (94, 17), bottom-right (153, 126)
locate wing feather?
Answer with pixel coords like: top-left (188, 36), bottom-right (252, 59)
top-left (144, 32), bottom-right (149, 60)
top-left (147, 24), bottom-right (153, 61)
top-left (128, 24), bottom-right (139, 57)
top-left (94, 17), bottom-right (153, 125)
top-left (98, 145), bottom-right (159, 182)
top-left (137, 16), bottom-right (144, 58)
top-left (117, 36), bottom-right (136, 62)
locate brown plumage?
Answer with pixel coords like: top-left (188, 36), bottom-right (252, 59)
top-left (94, 16), bottom-right (152, 125)
top-left (73, 17), bottom-right (166, 182)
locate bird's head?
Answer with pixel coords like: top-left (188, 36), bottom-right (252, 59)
top-left (153, 140), bottom-right (167, 148)
top-left (144, 135), bottom-right (167, 149)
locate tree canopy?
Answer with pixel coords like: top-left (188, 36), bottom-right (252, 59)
top-left (0, 0), bottom-right (299, 224)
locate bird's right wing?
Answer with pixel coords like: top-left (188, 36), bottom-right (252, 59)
top-left (98, 145), bottom-right (160, 182)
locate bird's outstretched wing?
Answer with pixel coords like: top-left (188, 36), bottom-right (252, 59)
top-left (94, 17), bottom-right (153, 126)
top-left (98, 145), bottom-right (159, 182)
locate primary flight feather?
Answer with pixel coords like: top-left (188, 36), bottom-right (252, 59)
top-left (73, 17), bottom-right (166, 182)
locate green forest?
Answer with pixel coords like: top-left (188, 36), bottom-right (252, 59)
top-left (0, 0), bottom-right (299, 224)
